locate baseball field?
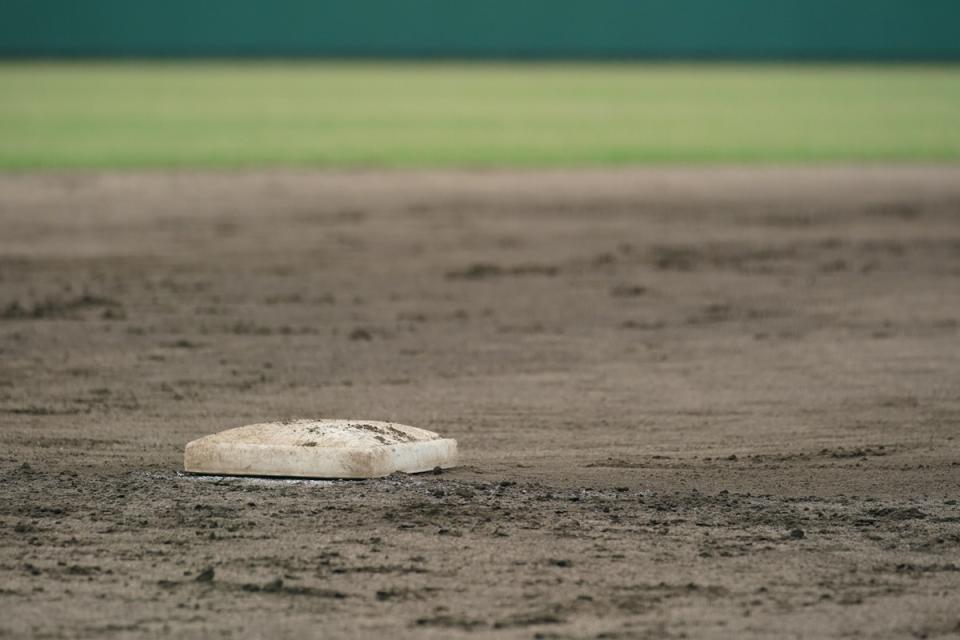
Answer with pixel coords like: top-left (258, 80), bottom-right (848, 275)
top-left (1, 64), bottom-right (959, 639)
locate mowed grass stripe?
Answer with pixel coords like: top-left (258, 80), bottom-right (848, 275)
top-left (0, 63), bottom-right (958, 168)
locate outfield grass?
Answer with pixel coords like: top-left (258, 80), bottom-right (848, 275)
top-left (0, 63), bottom-right (958, 169)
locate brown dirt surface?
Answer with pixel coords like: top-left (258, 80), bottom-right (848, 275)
top-left (1, 167), bottom-right (959, 639)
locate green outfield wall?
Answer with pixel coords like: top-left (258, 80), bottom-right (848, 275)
top-left (2, 0), bottom-right (958, 60)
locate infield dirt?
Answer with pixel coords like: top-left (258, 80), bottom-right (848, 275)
top-left (1, 168), bottom-right (959, 638)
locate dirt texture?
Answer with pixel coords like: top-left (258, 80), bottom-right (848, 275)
top-left (1, 168), bottom-right (959, 639)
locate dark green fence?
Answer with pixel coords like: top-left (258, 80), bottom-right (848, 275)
top-left (3, 0), bottom-right (958, 59)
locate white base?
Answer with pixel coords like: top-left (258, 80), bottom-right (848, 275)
top-left (184, 419), bottom-right (458, 479)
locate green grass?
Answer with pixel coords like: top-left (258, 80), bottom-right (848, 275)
top-left (1, 62), bottom-right (958, 169)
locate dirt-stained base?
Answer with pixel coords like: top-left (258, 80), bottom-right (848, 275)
top-left (1, 168), bottom-right (959, 639)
